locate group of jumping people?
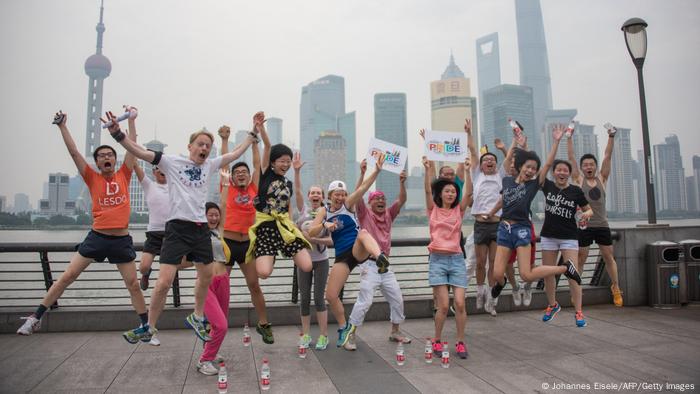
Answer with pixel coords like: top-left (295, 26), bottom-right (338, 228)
top-left (17, 107), bottom-right (624, 375)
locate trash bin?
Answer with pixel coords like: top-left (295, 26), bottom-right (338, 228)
top-left (679, 240), bottom-right (700, 304)
top-left (646, 241), bottom-right (683, 309)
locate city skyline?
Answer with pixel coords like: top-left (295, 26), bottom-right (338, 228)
top-left (1, 0), bottom-right (700, 205)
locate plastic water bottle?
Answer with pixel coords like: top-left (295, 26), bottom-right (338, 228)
top-left (441, 341), bottom-right (450, 369)
top-left (260, 358), bottom-right (271, 391)
top-left (509, 117), bottom-right (524, 139)
top-left (604, 122), bottom-right (617, 137)
top-left (243, 322), bottom-right (251, 346)
top-left (575, 207), bottom-right (588, 230)
top-left (424, 338), bottom-right (433, 364)
top-left (100, 111), bottom-right (131, 129)
top-left (565, 121), bottom-right (575, 138)
top-left (217, 362), bottom-right (228, 394)
top-left (298, 333), bottom-right (307, 359)
top-left (395, 342), bottom-right (405, 366)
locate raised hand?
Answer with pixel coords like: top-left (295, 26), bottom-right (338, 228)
top-left (219, 168), bottom-right (231, 186)
top-left (374, 154), bottom-right (386, 171)
top-left (464, 118), bottom-right (472, 134)
top-left (52, 110), bottom-right (67, 126)
top-left (359, 158), bottom-right (368, 174)
top-left (464, 157), bottom-right (471, 172)
top-left (494, 138), bottom-right (505, 151)
top-left (515, 132), bottom-right (527, 148)
top-left (124, 105), bottom-right (138, 119)
top-left (419, 128), bottom-right (426, 140)
top-left (218, 125), bottom-right (231, 139)
top-left (399, 170), bottom-right (407, 183)
top-left (292, 151), bottom-right (305, 171)
top-left (253, 111), bottom-right (266, 134)
top-left (422, 155), bottom-right (430, 169)
top-left (100, 111), bottom-right (121, 133)
top-left (552, 123), bottom-right (564, 142)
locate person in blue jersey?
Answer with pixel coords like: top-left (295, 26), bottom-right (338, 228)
top-left (308, 156), bottom-right (390, 349)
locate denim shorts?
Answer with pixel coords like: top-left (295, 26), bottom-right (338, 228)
top-left (428, 253), bottom-right (469, 289)
top-left (496, 222), bottom-right (532, 250)
top-left (540, 236), bottom-right (579, 251)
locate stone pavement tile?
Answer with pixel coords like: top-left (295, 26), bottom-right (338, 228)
top-left (134, 328), bottom-right (196, 353)
top-left (32, 388), bottom-right (106, 394)
top-left (109, 351), bottom-right (192, 388)
top-left (561, 318), bottom-right (678, 348)
top-left (581, 349), bottom-right (700, 385)
top-left (523, 354), bottom-right (640, 389)
top-left (74, 331), bottom-right (138, 356)
top-left (20, 331), bottom-right (92, 358)
top-left (529, 324), bottom-right (620, 355)
top-left (463, 359), bottom-right (557, 393)
top-left (470, 328), bottom-right (569, 361)
top-left (399, 368), bottom-right (502, 394)
top-left (613, 316), bottom-right (700, 339)
top-left (583, 305), bottom-right (665, 322)
top-left (30, 352), bottom-right (131, 392)
top-left (106, 385), bottom-right (183, 394)
top-left (0, 332), bottom-right (41, 361)
top-left (183, 351), bottom-right (260, 394)
top-left (0, 356), bottom-right (67, 394)
top-left (632, 341), bottom-right (700, 372)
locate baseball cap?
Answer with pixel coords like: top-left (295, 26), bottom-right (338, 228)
top-left (328, 180), bottom-right (347, 193)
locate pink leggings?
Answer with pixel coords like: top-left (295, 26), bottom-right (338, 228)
top-left (200, 273), bottom-right (231, 362)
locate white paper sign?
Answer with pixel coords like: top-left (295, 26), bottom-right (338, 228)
top-left (366, 138), bottom-right (408, 175)
top-left (424, 130), bottom-right (468, 163)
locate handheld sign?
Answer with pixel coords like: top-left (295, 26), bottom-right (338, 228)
top-left (424, 130), bottom-right (468, 163)
top-left (366, 138), bottom-right (407, 175)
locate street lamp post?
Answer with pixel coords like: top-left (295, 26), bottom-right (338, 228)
top-left (622, 17), bottom-right (656, 225)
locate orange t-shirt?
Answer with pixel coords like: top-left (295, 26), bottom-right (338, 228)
top-left (82, 164), bottom-right (132, 230)
top-left (224, 183), bottom-right (257, 233)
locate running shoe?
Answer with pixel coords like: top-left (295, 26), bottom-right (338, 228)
top-left (256, 322), bottom-right (274, 344)
top-left (522, 283), bottom-right (533, 307)
top-left (476, 285), bottom-right (485, 310)
top-left (315, 335), bottom-right (329, 350)
top-left (343, 331), bottom-right (357, 351)
top-left (376, 253), bottom-right (390, 274)
top-left (512, 282), bottom-right (523, 307)
top-left (455, 341), bottom-right (469, 359)
top-left (432, 339), bottom-right (443, 357)
top-left (300, 334), bottom-right (312, 348)
top-left (196, 360), bottom-right (219, 376)
top-left (139, 268), bottom-right (152, 291)
top-left (336, 322), bottom-right (356, 347)
top-left (389, 330), bottom-right (412, 344)
top-left (611, 285), bottom-right (624, 307)
top-left (185, 313), bottom-right (212, 342)
top-left (17, 315), bottom-right (41, 336)
top-left (575, 311), bottom-right (587, 327)
top-left (542, 303), bottom-right (561, 322)
top-left (484, 292), bottom-right (497, 316)
top-left (559, 259), bottom-right (582, 285)
top-left (148, 333), bottom-right (161, 346)
top-left (123, 324), bottom-right (154, 344)
top-left (491, 276), bottom-right (507, 298)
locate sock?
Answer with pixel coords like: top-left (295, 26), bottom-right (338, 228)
top-left (139, 313), bottom-right (148, 326)
top-left (34, 304), bottom-right (48, 320)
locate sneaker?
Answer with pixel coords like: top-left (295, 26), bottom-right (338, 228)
top-left (542, 303), bottom-right (561, 322)
top-left (336, 322), bottom-right (356, 347)
top-left (575, 311), bottom-right (587, 327)
top-left (196, 360), bottom-right (219, 376)
top-left (213, 354), bottom-right (224, 364)
top-left (148, 333), bottom-right (161, 346)
top-left (455, 341), bottom-right (469, 359)
top-left (376, 253), bottom-right (390, 274)
top-left (432, 339), bottom-right (443, 357)
top-left (343, 331), bottom-right (357, 351)
top-left (488, 297), bottom-right (497, 317)
top-left (185, 313), bottom-right (212, 342)
top-left (476, 286), bottom-right (485, 310)
top-left (611, 285), bottom-right (624, 307)
top-left (512, 282), bottom-right (523, 307)
top-left (389, 331), bottom-right (412, 344)
top-left (300, 334), bottom-right (312, 348)
top-left (123, 324), bottom-right (154, 344)
top-left (522, 283), bottom-right (533, 307)
top-left (17, 315), bottom-right (41, 335)
top-left (256, 322), bottom-right (274, 344)
top-left (559, 259), bottom-right (582, 285)
top-left (139, 268), bottom-right (152, 291)
top-left (484, 291), bottom-right (493, 314)
top-left (203, 317), bottom-right (212, 336)
top-left (491, 276), bottom-right (507, 299)
top-left (315, 335), bottom-right (329, 350)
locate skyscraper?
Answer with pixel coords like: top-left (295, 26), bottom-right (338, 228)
top-left (476, 33), bottom-right (502, 146)
top-left (84, 0), bottom-right (111, 158)
top-left (654, 135), bottom-right (687, 211)
top-left (607, 128), bottom-right (635, 214)
top-left (374, 93), bottom-right (407, 203)
top-left (515, 0), bottom-right (553, 138)
top-left (686, 176), bottom-right (697, 212)
top-left (234, 130), bottom-right (252, 168)
top-left (571, 123), bottom-right (598, 163)
top-left (13, 193), bottom-right (30, 213)
top-left (635, 149), bottom-right (648, 213)
top-left (481, 84), bottom-right (536, 162)
top-left (314, 132), bottom-right (347, 190)
top-left (266, 117), bottom-right (283, 148)
top-left (39, 173), bottom-right (75, 216)
top-left (542, 109), bottom-right (577, 159)
top-left (692, 156), bottom-right (700, 211)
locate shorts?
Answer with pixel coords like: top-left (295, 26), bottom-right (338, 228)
top-left (160, 220), bottom-right (214, 265)
top-left (76, 230), bottom-right (136, 264)
top-left (254, 225), bottom-right (306, 259)
top-left (334, 248), bottom-right (366, 272)
top-left (508, 222), bottom-right (536, 265)
top-left (497, 221), bottom-right (532, 250)
top-left (473, 221), bottom-right (499, 245)
top-left (224, 238), bottom-right (250, 266)
top-left (143, 231), bottom-right (165, 255)
top-left (578, 227), bottom-right (613, 247)
top-left (428, 253), bottom-right (468, 288)
top-left (541, 237), bottom-right (579, 251)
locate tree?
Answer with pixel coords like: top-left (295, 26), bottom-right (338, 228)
top-left (48, 215), bottom-right (76, 225)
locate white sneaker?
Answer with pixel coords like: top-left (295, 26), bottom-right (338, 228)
top-left (17, 315), bottom-right (41, 335)
top-left (512, 282), bottom-right (523, 307)
top-left (343, 331), bottom-right (357, 351)
top-left (484, 290), bottom-right (494, 314)
top-left (489, 298), bottom-right (497, 316)
top-left (149, 334), bottom-right (161, 346)
top-left (523, 284), bottom-right (533, 307)
top-left (476, 285), bottom-right (485, 310)
top-left (196, 360), bottom-right (219, 376)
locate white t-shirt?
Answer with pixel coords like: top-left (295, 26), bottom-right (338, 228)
top-left (141, 176), bottom-right (170, 232)
top-left (157, 154), bottom-right (223, 223)
top-left (470, 165), bottom-right (505, 217)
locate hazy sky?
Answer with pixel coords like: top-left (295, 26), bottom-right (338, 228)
top-left (1, 0), bottom-right (699, 206)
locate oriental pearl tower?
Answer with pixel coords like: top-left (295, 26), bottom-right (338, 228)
top-left (83, 0), bottom-right (111, 158)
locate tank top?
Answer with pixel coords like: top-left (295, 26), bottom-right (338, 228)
top-left (325, 204), bottom-right (359, 255)
top-left (210, 229), bottom-right (231, 264)
top-left (581, 177), bottom-right (608, 228)
top-left (297, 203), bottom-right (329, 262)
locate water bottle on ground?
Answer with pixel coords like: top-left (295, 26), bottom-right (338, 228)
top-left (298, 333), bottom-right (307, 359)
top-left (441, 341), bottom-right (450, 369)
top-left (424, 338), bottom-right (433, 364)
top-left (243, 322), bottom-right (251, 347)
top-left (565, 121), bottom-right (575, 138)
top-left (217, 362), bottom-right (228, 394)
top-left (395, 342), bottom-right (405, 366)
top-left (260, 358), bottom-right (271, 391)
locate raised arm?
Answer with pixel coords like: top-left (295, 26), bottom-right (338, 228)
top-left (422, 156), bottom-right (434, 211)
top-left (600, 126), bottom-right (616, 184)
top-left (251, 138), bottom-right (261, 187)
top-left (460, 157), bottom-right (473, 212)
top-left (355, 159), bottom-right (367, 191)
top-left (253, 112), bottom-right (271, 172)
top-left (218, 125), bottom-right (231, 168)
top-left (397, 170), bottom-right (407, 209)
top-left (220, 133), bottom-right (256, 169)
top-left (465, 118), bottom-right (478, 163)
top-left (539, 124), bottom-right (564, 185)
top-left (218, 168), bottom-right (230, 232)
top-left (124, 106), bottom-right (138, 170)
top-left (567, 132), bottom-right (582, 185)
top-left (502, 137), bottom-right (517, 174)
top-left (345, 156), bottom-right (385, 209)
top-left (292, 151), bottom-right (305, 214)
top-left (102, 111), bottom-right (156, 164)
top-left (54, 112), bottom-right (89, 176)
top-left (134, 163), bottom-right (146, 182)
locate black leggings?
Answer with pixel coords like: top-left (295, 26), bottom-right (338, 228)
top-left (297, 259), bottom-right (329, 316)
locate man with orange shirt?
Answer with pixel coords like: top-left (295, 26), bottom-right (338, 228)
top-left (17, 109), bottom-right (148, 336)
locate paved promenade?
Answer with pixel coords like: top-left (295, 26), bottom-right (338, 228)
top-left (1, 305), bottom-right (699, 393)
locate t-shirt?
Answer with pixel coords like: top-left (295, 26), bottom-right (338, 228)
top-left (224, 183), bottom-right (257, 233)
top-left (255, 167), bottom-right (293, 214)
top-left (210, 229), bottom-right (230, 263)
top-left (296, 203), bottom-right (329, 262)
top-left (355, 198), bottom-right (400, 256)
top-left (501, 176), bottom-right (540, 225)
top-left (326, 204), bottom-right (360, 255)
top-left (541, 179), bottom-right (589, 240)
top-left (471, 166), bottom-right (505, 217)
top-left (141, 176), bottom-right (169, 232)
top-left (156, 154), bottom-right (224, 223)
top-left (427, 205), bottom-right (463, 254)
top-left (82, 164), bottom-right (132, 230)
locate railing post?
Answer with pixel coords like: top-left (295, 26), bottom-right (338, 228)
top-left (39, 251), bottom-right (58, 309)
top-left (172, 271), bottom-right (181, 308)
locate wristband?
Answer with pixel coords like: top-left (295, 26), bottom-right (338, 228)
top-left (110, 130), bottom-right (126, 142)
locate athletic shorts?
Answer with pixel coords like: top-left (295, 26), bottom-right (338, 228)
top-left (76, 230), bottom-right (136, 264)
top-left (160, 220), bottom-right (213, 265)
top-left (541, 237), bottom-right (579, 251)
top-left (428, 253), bottom-right (468, 288)
top-left (578, 227), bottom-right (613, 247)
top-left (254, 225), bottom-right (306, 259)
top-left (497, 222), bottom-right (532, 250)
top-left (224, 238), bottom-right (250, 266)
top-left (334, 248), bottom-right (366, 272)
top-left (143, 231), bottom-right (165, 255)
top-left (473, 221), bottom-right (499, 245)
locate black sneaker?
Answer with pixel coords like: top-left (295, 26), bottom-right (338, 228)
top-left (376, 253), bottom-right (390, 274)
top-left (256, 322), bottom-right (274, 344)
top-left (491, 276), bottom-right (507, 299)
top-left (559, 259), bottom-right (582, 285)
